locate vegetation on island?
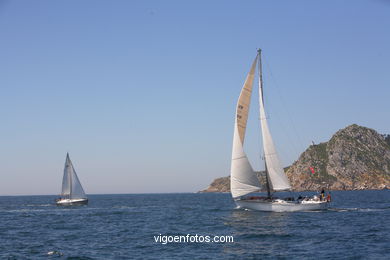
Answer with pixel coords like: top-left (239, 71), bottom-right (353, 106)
top-left (201, 124), bottom-right (390, 192)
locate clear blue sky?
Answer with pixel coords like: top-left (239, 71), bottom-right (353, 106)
top-left (1, 0), bottom-right (389, 195)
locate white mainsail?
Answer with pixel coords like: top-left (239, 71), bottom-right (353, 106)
top-left (230, 56), bottom-right (262, 198)
top-left (257, 51), bottom-right (291, 191)
top-left (61, 153), bottom-right (87, 199)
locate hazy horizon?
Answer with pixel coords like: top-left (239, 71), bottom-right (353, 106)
top-left (1, 0), bottom-right (389, 195)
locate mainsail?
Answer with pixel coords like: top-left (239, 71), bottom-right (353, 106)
top-left (61, 153), bottom-right (87, 199)
top-left (257, 50), bottom-right (291, 191)
top-left (230, 56), bottom-right (262, 198)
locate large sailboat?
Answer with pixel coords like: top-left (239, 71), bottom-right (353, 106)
top-left (56, 153), bottom-right (88, 206)
top-left (230, 49), bottom-right (329, 212)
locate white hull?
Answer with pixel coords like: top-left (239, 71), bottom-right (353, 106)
top-left (235, 199), bottom-right (328, 212)
top-left (56, 198), bottom-right (88, 206)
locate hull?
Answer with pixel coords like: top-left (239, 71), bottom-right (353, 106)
top-left (235, 199), bottom-right (328, 212)
top-left (56, 198), bottom-right (88, 206)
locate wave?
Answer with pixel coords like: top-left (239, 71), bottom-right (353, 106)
top-left (26, 204), bottom-right (52, 207)
top-left (0, 209), bottom-right (48, 213)
top-left (328, 207), bottom-right (389, 212)
top-left (47, 250), bottom-right (63, 256)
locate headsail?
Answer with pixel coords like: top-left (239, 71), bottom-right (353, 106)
top-left (230, 56), bottom-right (262, 198)
top-left (61, 153), bottom-right (87, 199)
top-left (258, 51), bottom-right (291, 191)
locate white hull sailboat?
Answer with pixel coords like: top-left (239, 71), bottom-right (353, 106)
top-left (56, 153), bottom-right (88, 206)
top-left (235, 198), bottom-right (328, 212)
top-left (56, 198), bottom-right (88, 206)
top-left (230, 49), bottom-right (329, 212)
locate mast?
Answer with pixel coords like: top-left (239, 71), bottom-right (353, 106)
top-left (67, 153), bottom-right (73, 199)
top-left (258, 49), bottom-right (272, 198)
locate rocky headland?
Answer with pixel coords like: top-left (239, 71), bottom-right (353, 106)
top-left (201, 124), bottom-right (390, 192)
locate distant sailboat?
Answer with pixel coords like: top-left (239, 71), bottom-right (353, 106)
top-left (230, 49), bottom-right (329, 212)
top-left (56, 153), bottom-right (88, 206)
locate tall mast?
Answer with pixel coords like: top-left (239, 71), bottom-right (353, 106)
top-left (67, 153), bottom-right (73, 199)
top-left (258, 49), bottom-right (272, 198)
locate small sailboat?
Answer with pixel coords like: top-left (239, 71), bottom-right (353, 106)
top-left (230, 49), bottom-right (329, 212)
top-left (56, 153), bottom-right (88, 206)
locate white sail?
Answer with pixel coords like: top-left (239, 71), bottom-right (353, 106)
top-left (61, 153), bottom-right (87, 199)
top-left (230, 56), bottom-right (262, 198)
top-left (61, 156), bottom-right (71, 197)
top-left (258, 59), bottom-right (291, 191)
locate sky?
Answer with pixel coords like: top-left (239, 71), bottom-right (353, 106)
top-left (0, 0), bottom-right (389, 195)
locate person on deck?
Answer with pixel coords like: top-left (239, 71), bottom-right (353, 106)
top-left (327, 193), bottom-right (331, 202)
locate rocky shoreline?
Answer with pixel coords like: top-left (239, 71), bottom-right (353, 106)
top-left (201, 124), bottom-right (390, 193)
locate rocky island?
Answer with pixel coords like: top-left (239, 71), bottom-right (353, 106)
top-left (201, 124), bottom-right (390, 192)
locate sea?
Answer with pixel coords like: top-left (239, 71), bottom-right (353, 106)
top-left (0, 190), bottom-right (389, 259)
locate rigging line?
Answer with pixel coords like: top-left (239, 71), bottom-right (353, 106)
top-left (263, 56), bottom-right (304, 155)
top-left (258, 53), bottom-right (297, 167)
top-left (262, 53), bottom-right (306, 157)
top-left (259, 73), bottom-right (297, 167)
top-left (261, 70), bottom-right (300, 158)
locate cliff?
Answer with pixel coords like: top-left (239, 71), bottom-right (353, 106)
top-left (201, 124), bottom-right (390, 192)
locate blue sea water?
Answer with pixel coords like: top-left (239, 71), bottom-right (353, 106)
top-left (0, 190), bottom-right (389, 259)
